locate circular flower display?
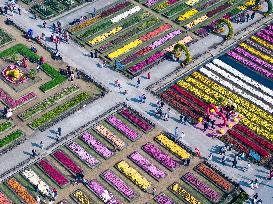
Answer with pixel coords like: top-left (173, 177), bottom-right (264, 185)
top-left (2, 64), bottom-right (27, 84)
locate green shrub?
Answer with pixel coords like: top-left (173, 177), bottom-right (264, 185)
top-left (0, 130), bottom-right (24, 148)
top-left (0, 121), bottom-right (13, 134)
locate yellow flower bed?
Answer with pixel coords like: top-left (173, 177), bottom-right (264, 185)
top-left (88, 26), bottom-right (122, 45)
top-left (251, 36), bottom-right (273, 50)
top-left (171, 183), bottom-right (201, 204)
top-left (185, 0), bottom-right (200, 6)
top-left (72, 190), bottom-right (92, 204)
top-left (178, 9), bottom-right (198, 22)
top-left (238, 0), bottom-right (256, 11)
top-left (156, 134), bottom-right (190, 159)
top-left (185, 15), bottom-right (208, 29)
top-left (240, 43), bottom-right (273, 64)
top-left (117, 161), bottom-right (151, 190)
top-left (108, 39), bottom-right (142, 59)
top-left (70, 16), bottom-right (101, 33)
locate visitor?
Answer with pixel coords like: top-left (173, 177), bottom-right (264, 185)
top-left (94, 50), bottom-right (98, 58)
top-left (31, 149), bottom-right (37, 157)
top-left (40, 141), bottom-right (44, 149)
top-left (33, 12), bottom-right (37, 19)
top-left (17, 7), bottom-right (20, 15)
top-left (174, 127), bottom-right (178, 138)
top-left (90, 51), bottom-right (93, 58)
top-left (36, 195), bottom-right (41, 204)
top-left (6, 108), bottom-right (12, 120)
top-left (195, 147), bottom-right (201, 157)
top-left (179, 114), bottom-right (184, 123)
top-left (42, 21), bottom-right (46, 28)
top-left (75, 68), bottom-right (81, 79)
top-left (141, 94), bottom-right (146, 103)
top-left (70, 71), bottom-right (75, 81)
top-left (256, 199), bottom-right (262, 204)
top-left (208, 153), bottom-right (213, 161)
top-left (136, 78), bottom-right (140, 88)
top-left (183, 115), bottom-right (188, 125)
top-left (244, 162), bottom-right (251, 172)
top-left (240, 152), bottom-right (245, 160)
top-left (39, 56), bottom-right (45, 65)
top-left (124, 89), bottom-right (129, 101)
top-left (53, 188), bottom-right (58, 200)
top-left (52, 23), bottom-right (56, 32)
top-left (232, 159), bottom-right (237, 168)
top-left (249, 180), bottom-right (254, 189)
top-left (251, 12), bottom-right (255, 20)
top-left (221, 155), bottom-right (227, 165)
top-left (203, 121), bottom-right (209, 132)
top-left (254, 179), bottom-right (259, 189)
top-left (147, 72), bottom-right (150, 79)
top-left (152, 188), bottom-right (156, 196)
top-left (57, 127), bottom-right (62, 137)
top-left (3, 106), bottom-right (8, 118)
top-left (253, 193), bottom-right (258, 203)
top-left (163, 112), bottom-right (168, 121)
top-left (180, 131), bottom-right (185, 141)
top-left (211, 120), bottom-right (216, 129)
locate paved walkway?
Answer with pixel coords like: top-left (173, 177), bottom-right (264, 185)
top-left (0, 0), bottom-right (273, 202)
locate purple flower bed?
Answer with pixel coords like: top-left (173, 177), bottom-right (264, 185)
top-left (107, 115), bottom-right (139, 141)
top-left (261, 28), bottom-right (273, 38)
top-left (129, 151), bottom-right (166, 179)
top-left (142, 143), bottom-right (178, 170)
top-left (246, 39), bottom-right (272, 56)
top-left (145, 0), bottom-right (161, 7)
top-left (68, 142), bottom-right (100, 168)
top-left (150, 30), bottom-right (182, 49)
top-left (38, 159), bottom-right (69, 188)
top-left (183, 172), bottom-right (220, 203)
top-left (268, 24), bottom-right (273, 31)
top-left (154, 193), bottom-right (175, 204)
top-left (234, 47), bottom-right (273, 71)
top-left (81, 133), bottom-right (114, 159)
top-left (101, 170), bottom-right (137, 200)
top-left (196, 0), bottom-right (219, 11)
top-left (227, 51), bottom-right (273, 80)
top-left (256, 32), bottom-right (273, 44)
top-left (119, 108), bottom-right (153, 132)
top-left (87, 179), bottom-right (122, 204)
top-left (52, 150), bottom-right (83, 174)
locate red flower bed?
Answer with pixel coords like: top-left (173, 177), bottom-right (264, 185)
top-left (139, 24), bottom-right (172, 42)
top-left (234, 124), bottom-right (273, 152)
top-left (222, 136), bottom-right (249, 154)
top-left (228, 130), bottom-right (270, 158)
top-left (171, 84), bottom-right (208, 109)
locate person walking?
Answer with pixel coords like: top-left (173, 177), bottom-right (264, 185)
top-left (17, 7), bottom-right (21, 15)
top-left (174, 127), bottom-right (178, 138)
top-left (253, 193), bottom-right (258, 203)
top-left (245, 162), bottom-right (251, 172)
top-left (203, 121), bottom-right (209, 132)
top-left (180, 131), bottom-right (185, 141)
top-left (232, 159), bottom-right (237, 168)
top-left (40, 141), bottom-right (44, 149)
top-left (142, 94), bottom-right (146, 103)
top-left (221, 155), bottom-right (227, 165)
top-left (208, 153), bottom-right (213, 161)
top-left (249, 180), bottom-right (254, 189)
top-left (254, 179), bottom-right (259, 189)
top-left (183, 115), bottom-right (188, 125)
top-left (179, 114), bottom-right (184, 123)
top-left (32, 149), bottom-right (37, 157)
top-left (36, 195), bottom-right (41, 204)
top-left (136, 78), bottom-right (140, 88)
top-left (124, 90), bottom-right (129, 101)
top-left (147, 72), bottom-right (151, 79)
top-left (43, 21), bottom-right (46, 28)
top-left (251, 12), bottom-right (255, 20)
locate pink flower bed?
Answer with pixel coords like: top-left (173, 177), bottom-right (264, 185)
top-left (107, 115), bottom-right (139, 141)
top-left (87, 179), bottom-right (122, 204)
top-left (0, 192), bottom-right (11, 204)
top-left (256, 31), bottom-right (273, 44)
top-left (145, 0), bottom-right (160, 7)
top-left (68, 142), bottom-right (100, 168)
top-left (129, 151), bottom-right (166, 179)
top-left (52, 150), bottom-right (83, 174)
top-left (183, 172), bottom-right (220, 202)
top-left (119, 108), bottom-right (153, 132)
top-left (154, 193), bottom-right (175, 204)
top-left (102, 170), bottom-right (137, 200)
top-left (81, 132), bottom-right (114, 159)
top-left (0, 88), bottom-right (36, 109)
top-left (142, 143), bottom-right (178, 170)
top-left (38, 159), bottom-right (69, 187)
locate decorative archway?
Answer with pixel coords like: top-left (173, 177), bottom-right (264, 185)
top-left (206, 104), bottom-right (227, 126)
top-left (255, 0), bottom-right (272, 16)
top-left (173, 43), bottom-right (192, 66)
top-left (215, 19), bottom-right (234, 40)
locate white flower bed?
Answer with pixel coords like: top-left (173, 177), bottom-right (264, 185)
top-left (200, 67), bottom-right (273, 113)
top-left (111, 6), bottom-right (141, 23)
top-left (213, 59), bottom-right (273, 97)
top-left (22, 169), bottom-right (51, 196)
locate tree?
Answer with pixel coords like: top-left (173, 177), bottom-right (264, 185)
top-left (173, 43), bottom-right (191, 67)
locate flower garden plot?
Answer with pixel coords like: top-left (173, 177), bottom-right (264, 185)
top-left (154, 192), bottom-right (176, 204)
top-left (0, 191), bottom-right (11, 204)
top-left (0, 29), bottom-right (13, 47)
top-left (71, 189), bottom-right (93, 204)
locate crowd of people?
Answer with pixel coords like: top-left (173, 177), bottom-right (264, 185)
top-left (231, 11), bottom-right (256, 24)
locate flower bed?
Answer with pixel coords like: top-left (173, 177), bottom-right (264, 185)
top-left (107, 115), bottom-right (139, 141)
top-left (129, 151), bottom-right (166, 180)
top-left (19, 85), bottom-right (79, 121)
top-left (0, 88), bottom-right (36, 109)
top-left (195, 163), bottom-right (233, 192)
top-left (221, 135), bottom-right (249, 154)
top-left (22, 169), bottom-right (51, 196)
top-left (142, 143), bottom-right (179, 170)
top-left (116, 160), bottom-right (151, 190)
top-left (0, 130), bottom-right (24, 148)
top-left (29, 92), bottom-right (91, 129)
top-left (0, 121), bottom-right (13, 134)
top-left (0, 192), bottom-right (11, 204)
top-left (154, 193), bottom-right (175, 204)
top-left (185, 15), bottom-right (208, 29)
top-left (153, 0), bottom-right (179, 12)
top-left (245, 39), bottom-right (272, 56)
top-left (170, 182), bottom-right (201, 204)
top-left (182, 172), bottom-right (220, 203)
top-left (251, 36), bottom-right (273, 51)
top-left (81, 132), bottom-right (114, 159)
top-left (68, 142), bottom-right (100, 168)
top-left (6, 178), bottom-right (36, 204)
top-left (38, 159), bottom-right (69, 188)
top-left (0, 29), bottom-right (12, 47)
top-left (177, 9), bottom-right (198, 22)
top-left (88, 26), bottom-right (123, 45)
top-left (95, 124), bottom-right (126, 150)
top-left (111, 6), bottom-right (141, 23)
top-left (101, 170), bottom-right (137, 200)
top-left (71, 190), bottom-right (93, 204)
top-left (119, 108), bottom-right (153, 132)
top-left (155, 134), bottom-right (190, 159)
top-left (256, 32), bottom-right (273, 45)
top-left (87, 179), bottom-right (122, 203)
top-left (164, 3), bottom-right (189, 17)
top-left (2, 64), bottom-right (27, 84)
top-left (52, 150), bottom-right (83, 174)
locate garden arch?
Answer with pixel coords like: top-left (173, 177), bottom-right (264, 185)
top-left (255, 0), bottom-right (272, 15)
top-left (173, 43), bottom-right (192, 66)
top-left (206, 104), bottom-right (227, 126)
top-left (215, 19), bottom-right (234, 40)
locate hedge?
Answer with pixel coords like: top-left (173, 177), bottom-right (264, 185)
top-left (0, 121), bottom-right (13, 134)
top-left (0, 130), bottom-right (24, 148)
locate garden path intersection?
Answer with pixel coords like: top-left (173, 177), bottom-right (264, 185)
top-left (0, 0), bottom-right (273, 203)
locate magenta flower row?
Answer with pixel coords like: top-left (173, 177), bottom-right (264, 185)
top-left (129, 151), bottom-right (166, 179)
top-left (102, 170), bottom-right (136, 200)
top-left (81, 133), bottom-right (114, 159)
top-left (142, 143), bottom-right (178, 170)
top-left (154, 193), bottom-right (175, 204)
top-left (150, 30), bottom-right (182, 49)
top-left (68, 142), bottom-right (100, 168)
top-left (183, 172), bottom-right (220, 202)
top-left (38, 159), bottom-right (69, 187)
top-left (145, 0), bottom-right (160, 7)
top-left (107, 115), bottom-right (139, 141)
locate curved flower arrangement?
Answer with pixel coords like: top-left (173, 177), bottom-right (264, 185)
top-left (2, 64), bottom-right (27, 84)
top-left (165, 35), bottom-right (193, 52)
top-left (129, 151), bottom-right (166, 180)
top-left (182, 172), bottom-right (220, 202)
top-left (0, 192), bottom-right (11, 204)
top-left (170, 182), bottom-right (201, 204)
top-left (87, 179), bottom-right (122, 204)
top-left (101, 170), bottom-right (137, 200)
top-left (95, 124), bottom-right (126, 150)
top-left (116, 160), bottom-right (151, 190)
top-left (81, 132), bottom-right (114, 159)
top-left (72, 190), bottom-right (92, 204)
top-left (154, 193), bottom-right (175, 204)
top-left (142, 143), bottom-right (179, 170)
top-left (68, 142), bottom-right (100, 168)
top-left (111, 6), bottom-right (141, 23)
top-left (155, 134), bottom-right (190, 159)
top-left (107, 115), bottom-right (139, 141)
top-left (22, 169), bottom-right (51, 196)
top-left (38, 159), bottom-right (69, 188)
top-left (7, 178), bottom-right (36, 204)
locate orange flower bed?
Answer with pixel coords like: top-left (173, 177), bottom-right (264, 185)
top-left (69, 16), bottom-right (102, 33)
top-left (0, 192), bottom-right (11, 204)
top-left (7, 178), bottom-right (36, 204)
top-left (197, 163), bottom-right (232, 192)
